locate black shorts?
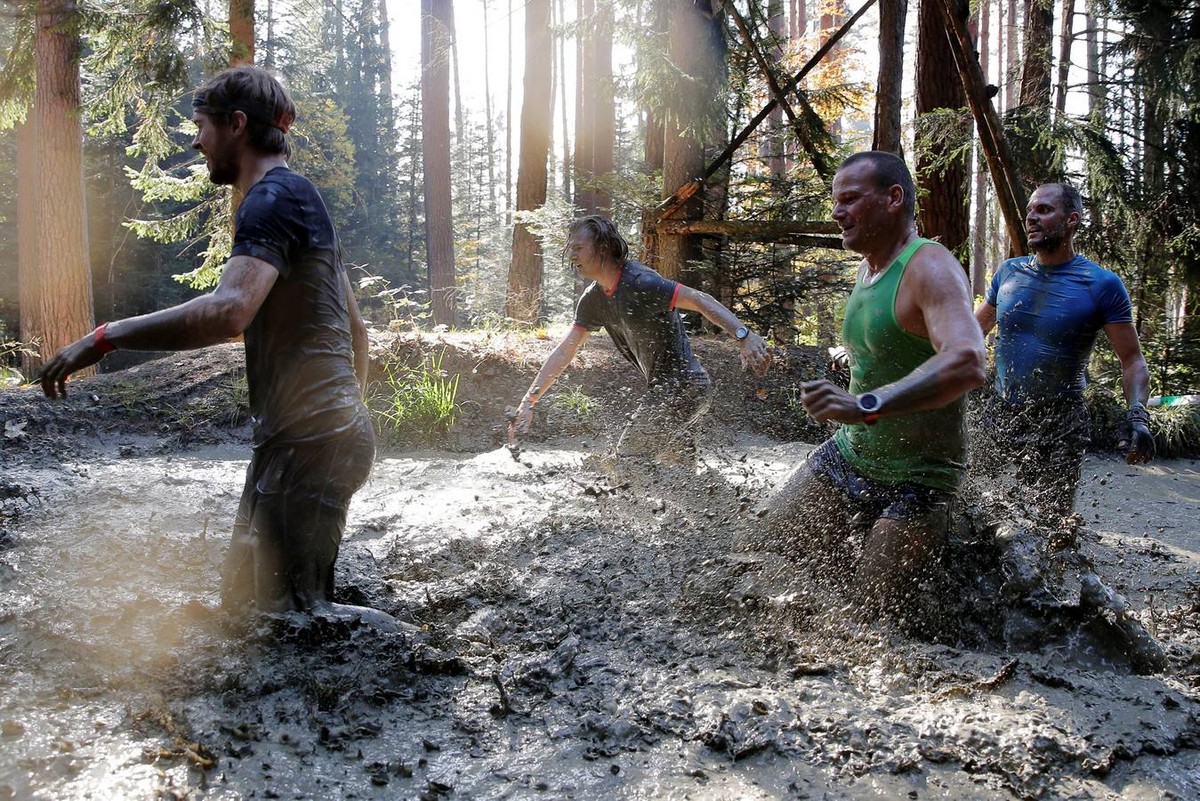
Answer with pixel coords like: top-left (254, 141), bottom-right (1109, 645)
top-left (221, 413), bottom-right (375, 613)
top-left (810, 439), bottom-right (952, 522)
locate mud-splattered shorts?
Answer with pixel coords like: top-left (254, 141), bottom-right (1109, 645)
top-left (221, 413), bottom-right (375, 613)
top-left (808, 439), bottom-right (952, 523)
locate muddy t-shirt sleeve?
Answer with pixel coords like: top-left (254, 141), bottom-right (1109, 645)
top-left (627, 270), bottom-right (679, 314)
top-left (1094, 270), bottom-right (1133, 325)
top-left (231, 180), bottom-right (304, 279)
top-left (573, 284), bottom-right (605, 331)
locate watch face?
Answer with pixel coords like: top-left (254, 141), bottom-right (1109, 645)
top-left (859, 392), bottom-right (880, 412)
top-left (735, 326), bottom-right (749, 340)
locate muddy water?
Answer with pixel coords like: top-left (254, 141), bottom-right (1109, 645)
top-left (1, 441), bottom-right (1198, 799)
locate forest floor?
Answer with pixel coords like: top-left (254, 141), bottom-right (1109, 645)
top-left (1, 331), bottom-right (1198, 800)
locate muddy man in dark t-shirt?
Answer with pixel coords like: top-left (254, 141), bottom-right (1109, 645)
top-left (510, 216), bottom-right (770, 467)
top-left (40, 66), bottom-right (376, 617)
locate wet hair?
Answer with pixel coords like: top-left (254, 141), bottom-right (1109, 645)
top-left (839, 150), bottom-right (916, 219)
top-left (1041, 182), bottom-right (1084, 219)
top-left (192, 66), bottom-right (296, 157)
top-left (568, 215), bottom-right (630, 263)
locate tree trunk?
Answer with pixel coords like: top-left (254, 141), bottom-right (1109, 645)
top-left (916, 0), bottom-right (971, 264)
top-left (557, 0), bottom-right (570, 202)
top-left (766, 0), bottom-right (786, 175)
top-left (573, 0), bottom-right (614, 213)
top-left (658, 0), bottom-right (722, 282)
top-left (573, 0), bottom-right (594, 210)
top-left (971, 0), bottom-right (991, 297)
top-left (1019, 0), bottom-right (1053, 108)
top-left (230, 0), bottom-right (254, 65)
top-left (377, 0), bottom-right (396, 140)
top-left (505, 0), bottom-right (514, 225)
top-left (28, 0), bottom-right (94, 376)
top-left (873, 0), bottom-right (906, 154)
top-left (483, 0), bottom-right (498, 211)
top-left (422, 0), bottom-right (458, 325)
top-left (505, 0), bottom-right (553, 322)
top-left (1054, 0), bottom-right (1075, 115)
top-left (1005, 0), bottom-right (1017, 111)
top-left (17, 114), bottom-right (40, 378)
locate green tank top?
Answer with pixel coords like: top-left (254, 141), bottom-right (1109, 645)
top-left (832, 237), bottom-right (967, 492)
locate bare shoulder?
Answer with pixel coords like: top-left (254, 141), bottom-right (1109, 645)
top-left (908, 241), bottom-right (971, 297)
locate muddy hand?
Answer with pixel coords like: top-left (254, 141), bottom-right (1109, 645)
top-left (799, 379), bottom-right (859, 424)
top-left (1117, 406), bottom-right (1155, 465)
top-left (40, 333), bottom-right (107, 400)
top-left (739, 332), bottom-right (771, 376)
top-left (504, 405), bottom-right (526, 460)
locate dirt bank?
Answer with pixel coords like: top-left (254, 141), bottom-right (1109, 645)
top-left (1, 334), bottom-right (1197, 800)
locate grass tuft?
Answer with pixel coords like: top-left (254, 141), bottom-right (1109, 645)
top-left (371, 350), bottom-right (460, 444)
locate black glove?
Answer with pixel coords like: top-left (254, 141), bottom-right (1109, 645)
top-left (1117, 404), bottom-right (1155, 464)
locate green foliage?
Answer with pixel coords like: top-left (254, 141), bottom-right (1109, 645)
top-left (550, 384), bottom-right (597, 419)
top-left (1151, 404), bottom-right (1200, 459)
top-left (370, 350), bottom-right (460, 444)
top-left (0, 6), bottom-right (34, 130)
top-left (351, 266), bottom-right (432, 331)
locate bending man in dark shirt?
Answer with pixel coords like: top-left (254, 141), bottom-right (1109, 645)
top-left (40, 65), bottom-right (375, 616)
top-left (509, 215), bottom-right (770, 466)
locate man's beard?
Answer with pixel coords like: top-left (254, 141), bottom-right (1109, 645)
top-left (1030, 224), bottom-right (1067, 252)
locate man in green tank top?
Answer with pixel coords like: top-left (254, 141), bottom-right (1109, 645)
top-left (752, 151), bottom-right (986, 620)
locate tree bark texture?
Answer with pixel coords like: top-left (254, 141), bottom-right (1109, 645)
top-left (872, 0), bottom-right (906, 155)
top-left (658, 0), bottom-right (723, 282)
top-left (1015, 0), bottom-right (1055, 185)
top-left (27, 0), bottom-right (94, 375)
top-left (766, 0), bottom-right (786, 176)
top-left (230, 0), bottom-right (255, 65)
top-left (574, 0), bottom-right (614, 213)
top-left (972, 0), bottom-right (990, 297)
top-left (916, 0), bottom-right (970, 263)
top-left (422, 0), bottom-right (459, 325)
top-left (505, 0), bottom-right (553, 322)
top-left (1054, 0), bottom-right (1075, 115)
top-left (17, 114), bottom-right (40, 377)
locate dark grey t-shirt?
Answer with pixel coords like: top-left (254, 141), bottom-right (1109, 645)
top-left (231, 167), bottom-right (364, 447)
top-left (573, 261), bottom-right (707, 385)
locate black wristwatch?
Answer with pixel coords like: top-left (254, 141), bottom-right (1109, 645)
top-left (734, 325), bottom-right (750, 341)
top-left (857, 392), bottom-right (881, 426)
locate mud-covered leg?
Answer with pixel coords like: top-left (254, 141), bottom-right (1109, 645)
top-left (852, 506), bottom-right (948, 622)
top-left (745, 455), bottom-right (854, 567)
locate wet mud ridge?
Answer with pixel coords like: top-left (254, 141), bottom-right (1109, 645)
top-left (1, 426), bottom-right (1199, 799)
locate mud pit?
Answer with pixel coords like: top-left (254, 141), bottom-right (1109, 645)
top-left (2, 341), bottom-right (1199, 800)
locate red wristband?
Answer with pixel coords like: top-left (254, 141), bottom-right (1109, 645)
top-left (93, 322), bottom-right (115, 354)
top-left (862, 412), bottom-right (880, 426)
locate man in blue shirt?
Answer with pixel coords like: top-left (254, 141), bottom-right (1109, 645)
top-left (975, 182), bottom-right (1154, 523)
top-left (974, 182), bottom-right (1163, 673)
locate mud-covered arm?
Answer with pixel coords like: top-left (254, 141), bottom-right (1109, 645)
top-left (41, 256), bottom-right (278, 399)
top-left (1107, 320), bottom-right (1154, 464)
top-left (673, 285), bottom-right (770, 375)
top-left (801, 252), bottom-right (986, 424)
top-left (1106, 321), bottom-right (1150, 406)
top-left (510, 326), bottom-right (591, 434)
top-left (344, 271), bottom-right (370, 394)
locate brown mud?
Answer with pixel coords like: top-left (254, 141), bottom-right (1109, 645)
top-left (1, 333), bottom-right (1198, 800)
